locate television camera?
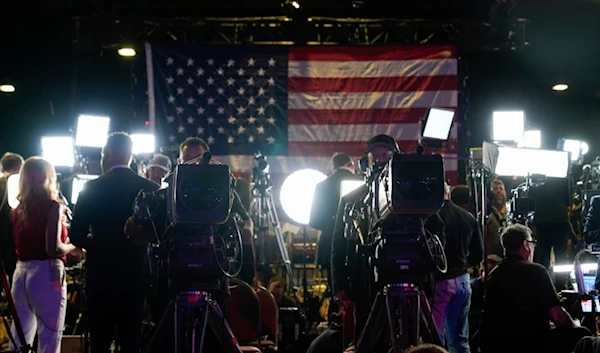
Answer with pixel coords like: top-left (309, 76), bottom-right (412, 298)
top-left (345, 152), bottom-right (447, 353)
top-left (131, 152), bottom-right (243, 353)
top-left (506, 174), bottom-right (546, 227)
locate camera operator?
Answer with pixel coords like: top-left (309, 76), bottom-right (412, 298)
top-left (480, 224), bottom-right (589, 353)
top-left (583, 195), bottom-right (600, 289)
top-left (70, 132), bottom-right (160, 353)
top-left (125, 137), bottom-right (253, 319)
top-left (487, 179), bottom-right (507, 258)
top-left (309, 152), bottom-right (362, 319)
top-left (330, 134), bottom-right (445, 349)
top-left (432, 182), bottom-right (483, 353)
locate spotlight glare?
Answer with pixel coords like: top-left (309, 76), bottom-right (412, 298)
top-left (522, 130), bottom-right (541, 149)
top-left (0, 85), bottom-right (15, 93)
top-left (280, 169), bottom-right (327, 225)
top-left (291, 1), bottom-right (300, 8)
top-left (117, 48), bottom-right (136, 57)
top-left (492, 111), bottom-right (525, 145)
top-left (75, 115), bottom-right (110, 148)
top-left (41, 136), bottom-right (75, 167)
top-left (7, 174), bottom-right (19, 209)
top-left (552, 84), bottom-right (569, 91)
top-left (71, 174), bottom-right (99, 204)
top-left (558, 139), bottom-right (588, 162)
top-left (130, 134), bottom-right (156, 154)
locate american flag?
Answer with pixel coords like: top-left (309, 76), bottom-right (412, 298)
top-left (146, 44), bottom-right (459, 184)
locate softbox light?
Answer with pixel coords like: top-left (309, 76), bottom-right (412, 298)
top-left (41, 136), bottom-right (75, 168)
top-left (75, 115), bottom-right (110, 148)
top-left (492, 111), bottom-right (524, 145)
top-left (422, 108), bottom-right (455, 140)
top-left (483, 142), bottom-right (570, 178)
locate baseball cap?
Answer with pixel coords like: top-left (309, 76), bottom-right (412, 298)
top-left (366, 134), bottom-right (400, 153)
top-left (147, 154), bottom-right (172, 172)
top-left (332, 153), bottom-right (353, 170)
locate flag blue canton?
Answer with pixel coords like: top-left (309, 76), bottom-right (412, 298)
top-left (151, 45), bottom-right (289, 156)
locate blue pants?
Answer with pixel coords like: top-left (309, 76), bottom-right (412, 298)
top-left (432, 273), bottom-right (471, 353)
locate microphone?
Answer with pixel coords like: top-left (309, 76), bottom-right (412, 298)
top-left (201, 151), bottom-right (212, 165)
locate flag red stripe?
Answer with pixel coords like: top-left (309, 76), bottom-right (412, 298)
top-left (287, 75), bottom-right (457, 94)
top-left (288, 140), bottom-right (459, 157)
top-left (287, 107), bottom-right (457, 125)
top-left (288, 45), bottom-right (457, 61)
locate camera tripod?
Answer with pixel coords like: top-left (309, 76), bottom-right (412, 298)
top-left (355, 283), bottom-right (441, 353)
top-left (249, 184), bottom-right (302, 307)
top-left (144, 291), bottom-right (242, 353)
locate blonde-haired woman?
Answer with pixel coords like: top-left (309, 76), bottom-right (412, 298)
top-left (10, 157), bottom-right (82, 353)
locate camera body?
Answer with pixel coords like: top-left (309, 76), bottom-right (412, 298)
top-left (132, 161), bottom-right (236, 293)
top-left (347, 152), bottom-right (446, 285)
top-left (506, 174), bottom-right (545, 226)
top-left (252, 152), bottom-right (272, 193)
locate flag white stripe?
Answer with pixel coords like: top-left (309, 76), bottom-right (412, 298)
top-left (288, 91), bottom-right (458, 110)
top-left (288, 59), bottom-right (458, 78)
top-left (214, 155), bottom-right (458, 174)
top-left (288, 124), bottom-right (458, 142)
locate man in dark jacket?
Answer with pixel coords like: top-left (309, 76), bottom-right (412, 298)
top-left (0, 152), bottom-right (23, 283)
top-left (71, 132), bottom-right (159, 353)
top-left (310, 152), bottom-right (362, 316)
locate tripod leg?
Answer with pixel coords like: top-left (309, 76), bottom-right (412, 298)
top-left (206, 300), bottom-right (243, 353)
top-left (144, 301), bottom-right (175, 353)
top-left (355, 292), bottom-right (387, 353)
top-left (418, 290), bottom-right (442, 346)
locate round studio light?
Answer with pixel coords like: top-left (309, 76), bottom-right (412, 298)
top-left (280, 168), bottom-right (327, 225)
top-left (552, 84), bottom-right (569, 91)
top-left (0, 85), bottom-right (15, 93)
top-left (117, 48), bottom-right (136, 57)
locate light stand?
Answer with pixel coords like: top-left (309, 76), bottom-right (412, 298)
top-left (469, 149), bottom-right (493, 278)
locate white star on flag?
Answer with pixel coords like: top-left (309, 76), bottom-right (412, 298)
top-left (228, 116), bottom-right (237, 124)
top-left (268, 97), bottom-right (276, 105)
top-left (178, 125), bottom-right (186, 133)
top-left (176, 106), bottom-right (184, 114)
top-left (167, 116), bottom-right (175, 123)
top-left (166, 77), bottom-right (174, 84)
top-left (247, 58), bottom-right (255, 66)
top-left (257, 68), bottom-right (266, 76)
top-left (257, 126), bottom-right (265, 134)
top-left (207, 58), bottom-right (214, 66)
top-left (197, 68), bottom-right (204, 76)
top-left (167, 58), bottom-right (174, 65)
top-left (227, 136), bottom-right (234, 143)
top-left (207, 136), bottom-right (215, 144)
top-left (247, 116), bottom-right (256, 124)
top-left (197, 126), bottom-right (204, 134)
top-left (207, 77), bottom-right (215, 85)
top-left (187, 58), bottom-right (194, 66)
top-left (177, 87), bottom-right (184, 95)
top-left (257, 107), bottom-right (265, 115)
top-left (248, 135), bottom-right (255, 143)
top-left (237, 126), bottom-right (246, 134)
top-left (268, 58), bottom-right (276, 66)
top-left (217, 107), bottom-right (225, 114)
top-left (197, 107), bottom-right (205, 114)
top-left (207, 97), bottom-right (215, 104)
top-left (237, 106), bottom-right (246, 115)
top-left (217, 88), bottom-right (225, 95)
top-left (258, 88), bottom-right (265, 96)
top-left (187, 117), bottom-right (195, 124)
top-left (207, 117), bottom-right (215, 124)
top-left (186, 77), bottom-right (194, 85)
top-left (248, 97), bottom-right (255, 105)
top-left (169, 135), bottom-right (176, 141)
top-left (267, 117), bottom-right (276, 124)
top-left (267, 136), bottom-right (275, 144)
top-left (197, 87), bottom-right (205, 95)
top-left (237, 68), bottom-right (245, 76)
top-left (187, 97), bottom-right (195, 105)
top-left (227, 59), bottom-right (235, 67)
top-left (168, 95), bottom-right (175, 103)
top-left (176, 68), bottom-right (184, 75)
top-left (267, 78), bottom-right (275, 86)
top-left (217, 68), bottom-right (224, 75)
top-left (218, 127), bottom-right (225, 134)
top-left (227, 78), bottom-right (235, 86)
top-left (238, 87), bottom-right (245, 95)
top-left (227, 97), bottom-right (235, 105)
top-left (247, 77), bottom-right (255, 86)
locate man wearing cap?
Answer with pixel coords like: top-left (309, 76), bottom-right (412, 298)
top-left (309, 152), bottom-right (362, 320)
top-left (331, 134), bottom-right (445, 349)
top-left (146, 154), bottom-right (172, 185)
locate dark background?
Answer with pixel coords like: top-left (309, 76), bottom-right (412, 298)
top-left (0, 0), bottom-right (599, 164)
